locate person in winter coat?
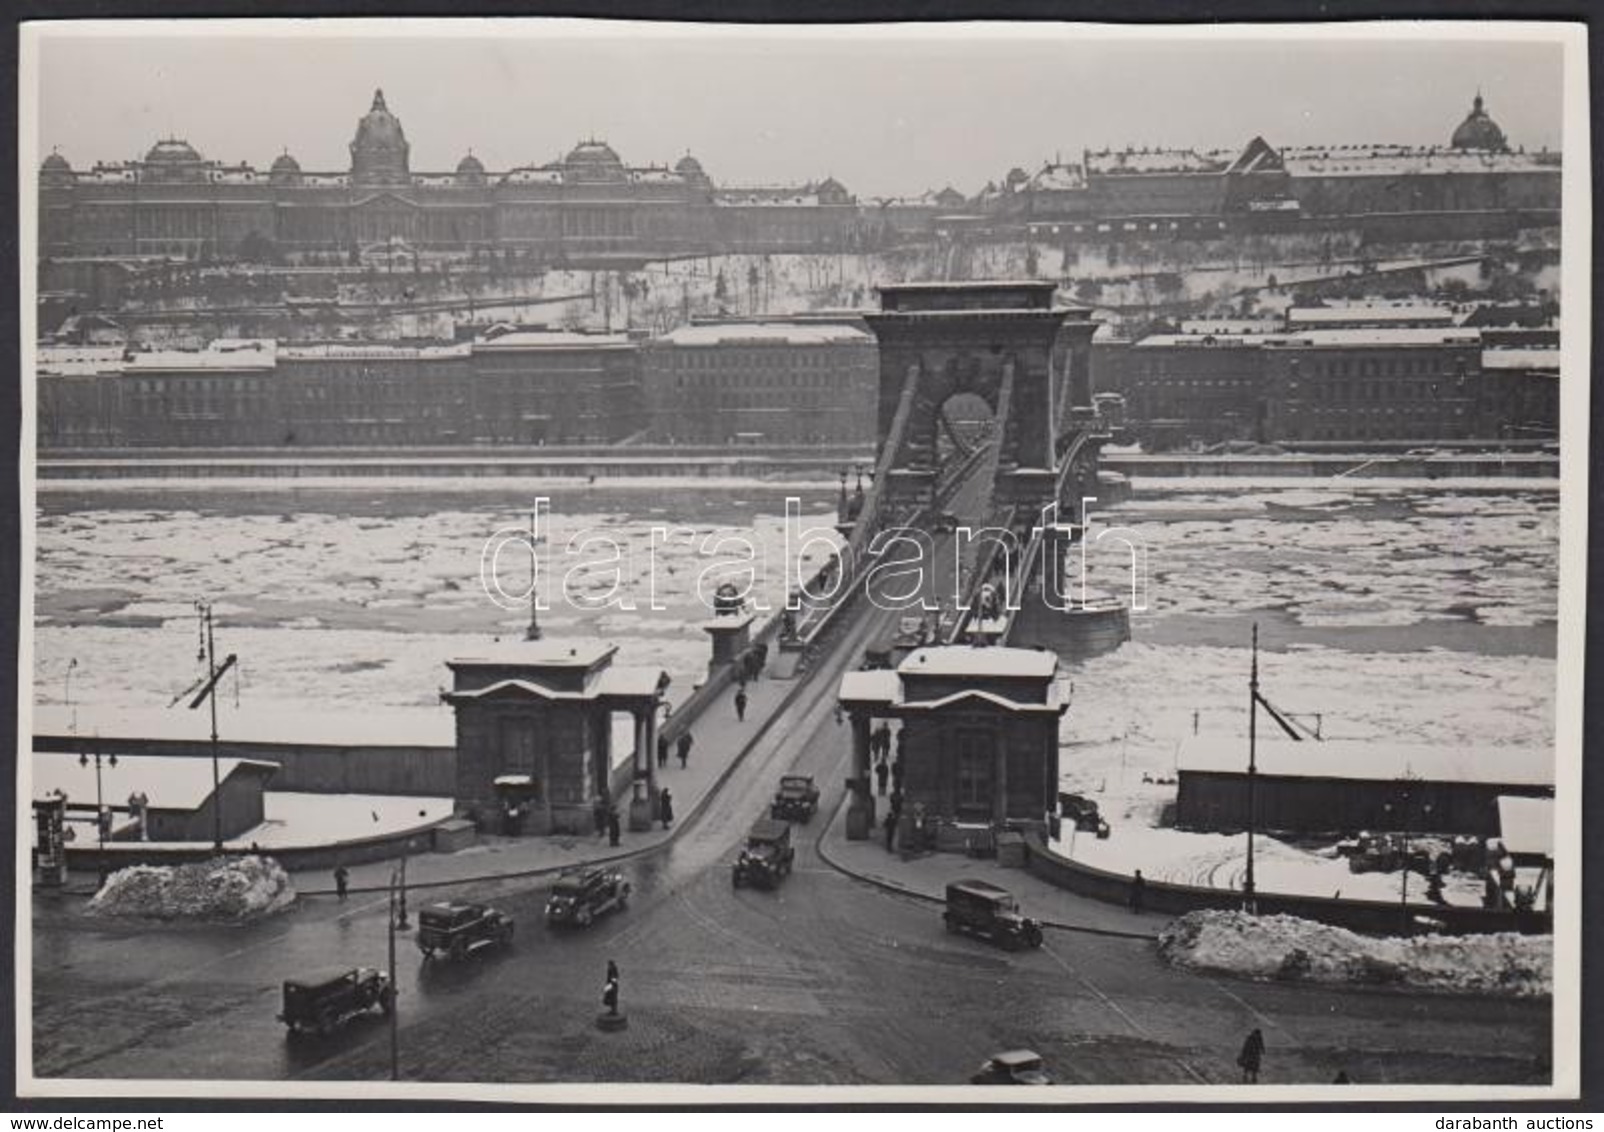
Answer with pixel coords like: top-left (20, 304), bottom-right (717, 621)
top-left (734, 686), bottom-right (749, 722)
top-left (659, 788), bottom-right (675, 829)
top-left (677, 732), bottom-right (693, 769)
top-left (607, 807), bottom-right (621, 848)
top-left (333, 865), bottom-right (349, 901)
top-left (657, 734), bottom-right (670, 769)
top-left (1237, 1028), bottom-right (1265, 1083)
top-left (875, 759), bottom-right (889, 796)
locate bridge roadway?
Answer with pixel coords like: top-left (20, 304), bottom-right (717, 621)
top-left (29, 464), bottom-right (1548, 1089)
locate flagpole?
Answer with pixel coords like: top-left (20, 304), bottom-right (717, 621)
top-left (1245, 622), bottom-right (1258, 913)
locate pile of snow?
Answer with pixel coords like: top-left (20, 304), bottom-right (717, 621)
top-left (1156, 910), bottom-right (1550, 998)
top-left (87, 855), bottom-right (296, 922)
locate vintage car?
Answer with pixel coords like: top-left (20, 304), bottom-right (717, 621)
top-left (943, 879), bottom-right (1044, 950)
top-left (770, 774), bottom-right (821, 823)
top-left (277, 966), bottom-right (392, 1035)
top-left (416, 901), bottom-right (514, 960)
top-left (970, 1049), bottom-right (1053, 1086)
top-left (732, 818), bottom-right (795, 889)
top-left (544, 866), bottom-right (630, 928)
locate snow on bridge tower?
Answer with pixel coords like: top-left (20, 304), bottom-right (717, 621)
top-left (862, 281), bottom-right (1098, 516)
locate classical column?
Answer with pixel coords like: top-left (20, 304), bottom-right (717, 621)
top-left (628, 710), bottom-right (652, 832)
top-left (845, 710), bottom-right (876, 840)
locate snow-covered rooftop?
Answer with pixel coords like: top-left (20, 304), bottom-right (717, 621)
top-left (899, 646), bottom-right (1058, 680)
top-left (280, 342), bottom-right (472, 361)
top-left (1287, 305), bottom-right (1456, 327)
top-left (1086, 149), bottom-right (1228, 175)
top-left (1176, 319), bottom-right (1283, 336)
top-left (124, 340), bottom-right (278, 372)
top-left (1497, 795), bottom-right (1553, 859)
top-left (474, 330), bottom-right (635, 350)
top-left (33, 751), bottom-right (279, 811)
top-left (1176, 738), bottom-right (1552, 787)
top-left (32, 703), bottom-right (455, 749)
top-left (35, 346), bottom-right (126, 376)
top-left (448, 639), bottom-right (617, 669)
top-left (1028, 164), bottom-right (1088, 192)
top-left (656, 322), bottom-right (872, 347)
top-left (1265, 328), bottom-right (1484, 349)
top-left (1280, 147), bottom-right (1560, 177)
top-left (1481, 348), bottom-right (1561, 372)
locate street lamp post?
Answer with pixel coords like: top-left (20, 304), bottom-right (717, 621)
top-left (1243, 623), bottom-right (1259, 913)
top-left (1387, 774), bottom-right (1431, 933)
top-left (190, 600), bottom-right (238, 855)
top-left (79, 742), bottom-right (117, 884)
top-left (387, 867), bottom-right (401, 1081)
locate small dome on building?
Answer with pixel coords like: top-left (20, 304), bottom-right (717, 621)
top-left (563, 139), bottom-right (627, 183)
top-left (1451, 92), bottom-right (1509, 152)
top-left (675, 153), bottom-right (706, 178)
top-left (816, 176), bottom-right (850, 204)
top-left (269, 151), bottom-right (303, 184)
top-left (456, 152), bottom-right (486, 184)
top-left (40, 150), bottom-right (74, 185)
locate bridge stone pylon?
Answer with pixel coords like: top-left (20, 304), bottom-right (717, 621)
top-left (862, 281), bottom-right (1098, 516)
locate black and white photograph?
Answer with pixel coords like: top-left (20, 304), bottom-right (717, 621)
top-left (14, 18), bottom-right (1589, 1104)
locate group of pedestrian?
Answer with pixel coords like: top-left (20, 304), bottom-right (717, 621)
top-left (657, 730), bottom-right (694, 770)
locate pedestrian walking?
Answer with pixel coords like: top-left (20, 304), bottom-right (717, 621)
top-left (592, 795), bottom-right (609, 837)
top-left (734, 686), bottom-right (748, 722)
top-left (1129, 869), bottom-right (1146, 915)
top-left (659, 788), bottom-right (674, 829)
top-left (874, 722), bottom-right (891, 759)
top-left (602, 973), bottom-right (620, 1017)
top-left (889, 787), bottom-right (903, 818)
top-left (1237, 1028), bottom-right (1265, 1083)
top-left (607, 807), bottom-right (621, 848)
top-left (677, 732), bottom-right (693, 769)
top-left (890, 755), bottom-right (904, 794)
top-left (834, 703), bottom-right (844, 727)
top-left (657, 734), bottom-right (670, 769)
top-left (875, 759), bottom-right (889, 796)
top-left (607, 959), bottom-right (619, 985)
top-left (882, 808), bottom-right (898, 853)
top-left (333, 864), bottom-right (349, 901)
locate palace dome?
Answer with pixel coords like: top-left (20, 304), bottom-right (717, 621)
top-left (349, 88), bottom-right (411, 186)
top-left (140, 138), bottom-right (208, 183)
top-left (144, 138), bottom-right (204, 165)
top-left (456, 153), bottom-right (486, 184)
top-left (675, 153), bottom-right (706, 178)
top-left (564, 140), bottom-right (627, 183)
top-left (1451, 93), bottom-right (1509, 152)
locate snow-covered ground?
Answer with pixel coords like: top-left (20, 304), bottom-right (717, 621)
top-left (1157, 910), bottom-right (1551, 997)
top-left (87, 855), bottom-right (296, 921)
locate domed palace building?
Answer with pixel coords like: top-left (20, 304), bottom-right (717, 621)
top-left (38, 89), bottom-right (860, 262)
